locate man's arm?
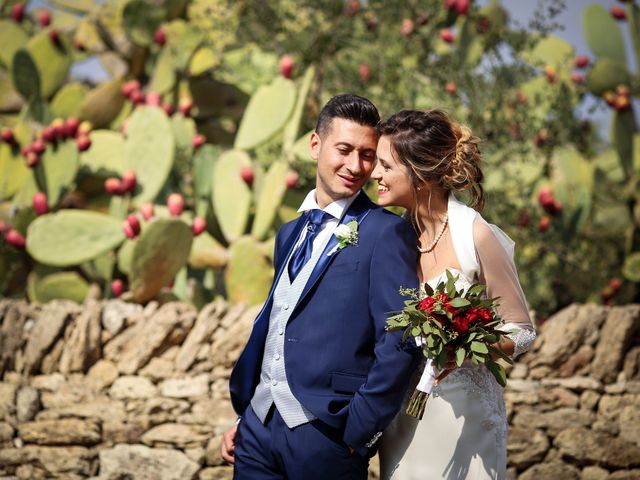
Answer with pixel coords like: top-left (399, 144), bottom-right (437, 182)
top-left (343, 216), bottom-right (420, 456)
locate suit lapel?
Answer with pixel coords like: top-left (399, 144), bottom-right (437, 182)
top-left (295, 191), bottom-right (375, 309)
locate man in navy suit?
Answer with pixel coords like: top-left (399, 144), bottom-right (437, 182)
top-left (222, 94), bottom-right (419, 479)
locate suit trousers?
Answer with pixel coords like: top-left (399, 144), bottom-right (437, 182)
top-left (234, 404), bottom-right (369, 480)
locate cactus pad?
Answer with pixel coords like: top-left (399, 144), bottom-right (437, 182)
top-left (27, 210), bottom-right (125, 266)
top-left (622, 252), bottom-right (640, 282)
top-left (128, 218), bottom-right (193, 303)
top-left (79, 77), bottom-right (125, 128)
top-left (582, 4), bottom-right (627, 66)
top-left (51, 82), bottom-right (90, 119)
top-left (212, 150), bottom-right (252, 242)
top-left (80, 130), bottom-right (125, 177)
top-left (28, 270), bottom-right (90, 304)
top-left (122, 0), bottom-right (166, 46)
top-left (0, 20), bottom-right (29, 69)
top-left (0, 143), bottom-right (31, 201)
top-left (234, 76), bottom-right (296, 150)
top-left (41, 139), bottom-right (79, 206)
top-left (27, 31), bottom-right (72, 98)
top-left (12, 49), bottom-right (40, 101)
top-left (123, 106), bottom-right (175, 205)
top-left (587, 59), bottom-right (630, 96)
top-left (225, 236), bottom-right (273, 305)
top-left (251, 160), bottom-right (289, 240)
top-left (188, 231), bottom-right (228, 269)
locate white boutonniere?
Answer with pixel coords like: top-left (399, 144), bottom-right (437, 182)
top-left (327, 220), bottom-right (359, 256)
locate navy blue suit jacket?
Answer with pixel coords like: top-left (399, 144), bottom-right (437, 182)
top-left (229, 191), bottom-right (420, 455)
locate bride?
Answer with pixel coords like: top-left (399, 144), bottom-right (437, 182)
top-left (372, 109), bottom-right (536, 480)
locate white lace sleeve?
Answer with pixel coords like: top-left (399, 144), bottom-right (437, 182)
top-left (473, 217), bottom-right (536, 358)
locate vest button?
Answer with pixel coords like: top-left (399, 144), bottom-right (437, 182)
top-left (274, 353), bottom-right (281, 360)
top-left (271, 380), bottom-right (278, 386)
top-left (278, 328), bottom-right (284, 335)
top-left (283, 304), bottom-right (289, 310)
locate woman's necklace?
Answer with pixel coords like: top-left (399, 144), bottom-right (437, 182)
top-left (417, 213), bottom-right (448, 253)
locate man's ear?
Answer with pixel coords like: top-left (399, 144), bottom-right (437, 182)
top-left (310, 131), bottom-right (321, 161)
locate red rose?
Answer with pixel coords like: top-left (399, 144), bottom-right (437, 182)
top-left (444, 301), bottom-right (458, 315)
top-left (452, 314), bottom-right (472, 333)
top-left (418, 297), bottom-right (436, 312)
top-left (479, 308), bottom-right (493, 323)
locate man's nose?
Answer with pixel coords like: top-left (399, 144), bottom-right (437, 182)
top-left (345, 151), bottom-right (363, 174)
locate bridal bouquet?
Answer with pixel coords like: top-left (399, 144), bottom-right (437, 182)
top-left (386, 270), bottom-right (513, 419)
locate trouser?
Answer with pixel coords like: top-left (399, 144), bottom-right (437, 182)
top-left (233, 404), bottom-right (369, 480)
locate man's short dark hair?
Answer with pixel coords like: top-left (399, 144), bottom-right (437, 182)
top-left (315, 94), bottom-right (380, 138)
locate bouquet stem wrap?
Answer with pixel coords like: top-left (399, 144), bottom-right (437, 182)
top-left (406, 358), bottom-right (438, 419)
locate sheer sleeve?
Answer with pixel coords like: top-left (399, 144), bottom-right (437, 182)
top-left (473, 217), bottom-right (536, 358)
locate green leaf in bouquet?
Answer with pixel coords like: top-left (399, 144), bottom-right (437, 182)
top-left (411, 326), bottom-right (421, 337)
top-left (436, 348), bottom-right (449, 370)
top-left (432, 324), bottom-right (447, 342)
top-left (421, 323), bottom-right (432, 335)
top-left (486, 360), bottom-right (507, 387)
top-left (445, 270), bottom-right (458, 293)
top-left (455, 347), bottom-right (466, 367)
top-left (426, 336), bottom-right (436, 348)
top-left (467, 332), bottom-right (477, 341)
top-left (483, 334), bottom-right (499, 343)
top-left (471, 341), bottom-right (489, 354)
top-left (423, 282), bottom-right (434, 296)
top-left (402, 328), bottom-right (413, 343)
top-left (467, 284), bottom-right (486, 295)
top-left (449, 297), bottom-right (471, 308)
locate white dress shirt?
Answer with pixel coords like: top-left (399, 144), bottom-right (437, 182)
top-left (294, 189), bottom-right (360, 255)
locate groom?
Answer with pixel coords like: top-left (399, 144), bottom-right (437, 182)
top-left (223, 94), bottom-right (419, 479)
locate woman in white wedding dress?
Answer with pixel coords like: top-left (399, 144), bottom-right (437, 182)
top-left (371, 110), bottom-right (536, 480)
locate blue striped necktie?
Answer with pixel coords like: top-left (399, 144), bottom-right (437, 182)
top-left (288, 209), bottom-right (330, 281)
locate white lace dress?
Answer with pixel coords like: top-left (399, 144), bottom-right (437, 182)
top-left (378, 195), bottom-right (537, 480)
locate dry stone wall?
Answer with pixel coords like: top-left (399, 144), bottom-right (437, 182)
top-left (0, 299), bottom-right (638, 479)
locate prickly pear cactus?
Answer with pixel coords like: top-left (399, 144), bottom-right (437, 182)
top-left (27, 30), bottom-right (73, 98)
top-left (27, 210), bottom-right (125, 266)
top-left (123, 106), bottom-right (175, 205)
top-left (582, 4), bottom-right (627, 66)
top-left (225, 236), bottom-right (273, 305)
top-left (79, 78), bottom-right (125, 128)
top-left (234, 76), bottom-right (297, 150)
top-left (0, 143), bottom-right (31, 201)
top-left (51, 82), bottom-right (90, 119)
top-left (128, 218), bottom-right (193, 302)
top-left (623, 252), bottom-right (640, 282)
top-left (189, 231), bottom-right (228, 269)
top-left (28, 270), bottom-right (90, 304)
top-left (0, 20), bottom-right (29, 68)
top-left (12, 49), bottom-right (40, 101)
top-left (212, 150), bottom-right (252, 242)
top-left (80, 130), bottom-right (125, 177)
top-left (40, 139), bottom-right (80, 206)
top-left (251, 160), bottom-right (289, 240)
